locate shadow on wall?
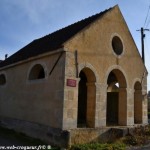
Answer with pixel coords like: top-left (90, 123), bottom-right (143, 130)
top-left (98, 128), bottom-right (131, 143)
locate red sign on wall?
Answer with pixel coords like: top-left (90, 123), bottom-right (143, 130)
top-left (67, 79), bottom-right (76, 87)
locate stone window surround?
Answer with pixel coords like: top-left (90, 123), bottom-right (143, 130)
top-left (110, 33), bottom-right (125, 58)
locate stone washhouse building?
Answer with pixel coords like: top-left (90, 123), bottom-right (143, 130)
top-left (0, 5), bottom-right (148, 147)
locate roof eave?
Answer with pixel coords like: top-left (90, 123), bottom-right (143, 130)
top-left (0, 48), bottom-right (64, 71)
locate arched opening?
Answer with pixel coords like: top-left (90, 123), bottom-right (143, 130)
top-left (0, 74), bottom-right (6, 85)
top-left (29, 64), bottom-right (45, 80)
top-left (134, 81), bottom-right (142, 124)
top-left (77, 67), bottom-right (96, 128)
top-left (78, 71), bottom-right (87, 127)
top-left (107, 69), bottom-right (127, 126)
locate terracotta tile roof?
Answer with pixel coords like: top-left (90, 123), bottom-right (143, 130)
top-left (0, 7), bottom-right (112, 68)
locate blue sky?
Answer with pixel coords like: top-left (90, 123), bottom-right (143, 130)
top-left (0, 0), bottom-right (150, 90)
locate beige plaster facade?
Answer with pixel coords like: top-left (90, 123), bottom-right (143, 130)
top-left (0, 50), bottom-right (65, 129)
top-left (0, 5), bottom-right (148, 147)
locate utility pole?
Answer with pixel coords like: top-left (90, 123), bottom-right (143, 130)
top-left (137, 27), bottom-right (149, 64)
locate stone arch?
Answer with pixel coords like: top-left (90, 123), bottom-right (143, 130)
top-left (134, 81), bottom-right (142, 124)
top-left (105, 65), bottom-right (128, 87)
top-left (28, 63), bottom-right (47, 81)
top-left (77, 66), bottom-right (96, 128)
top-left (132, 78), bottom-right (142, 90)
top-left (106, 66), bottom-right (127, 126)
top-left (78, 62), bottom-right (99, 83)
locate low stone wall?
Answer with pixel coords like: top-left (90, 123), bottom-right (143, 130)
top-left (68, 127), bottom-right (130, 145)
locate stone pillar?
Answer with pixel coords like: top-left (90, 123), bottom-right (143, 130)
top-left (142, 75), bottom-right (148, 124)
top-left (142, 91), bottom-right (148, 124)
top-left (62, 77), bottom-right (80, 129)
top-left (95, 83), bottom-right (107, 127)
top-left (127, 88), bottom-right (134, 126)
top-left (118, 88), bottom-right (127, 126)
